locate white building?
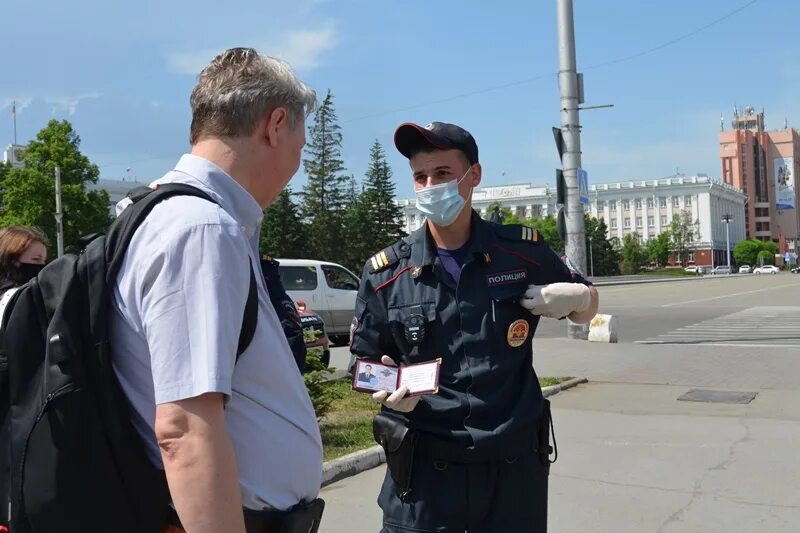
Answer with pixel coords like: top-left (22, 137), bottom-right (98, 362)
top-left (88, 178), bottom-right (148, 215)
top-left (3, 144), bottom-right (26, 168)
top-left (588, 174), bottom-right (746, 266)
top-left (397, 174), bottom-right (747, 266)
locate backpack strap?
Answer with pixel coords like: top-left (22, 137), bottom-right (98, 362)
top-left (105, 183), bottom-right (258, 358)
top-left (0, 288), bottom-right (19, 329)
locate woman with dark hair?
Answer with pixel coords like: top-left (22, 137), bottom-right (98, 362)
top-left (0, 225), bottom-right (48, 297)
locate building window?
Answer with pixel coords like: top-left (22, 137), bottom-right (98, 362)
top-left (624, 217), bottom-right (631, 228)
top-left (647, 197), bottom-right (654, 209)
top-left (660, 215), bottom-right (668, 225)
top-left (636, 217), bottom-right (643, 228)
top-left (659, 197), bottom-right (667, 208)
top-left (755, 207), bottom-right (769, 217)
top-left (756, 221), bottom-right (770, 232)
top-left (688, 252), bottom-right (695, 262)
top-left (672, 196), bottom-right (680, 207)
top-left (597, 200), bottom-right (605, 210)
top-left (685, 195), bottom-right (692, 206)
top-left (648, 216), bottom-right (655, 227)
top-left (622, 200), bottom-right (630, 210)
top-left (634, 199), bottom-right (642, 209)
top-left (609, 200), bottom-right (617, 211)
top-left (610, 219), bottom-right (617, 229)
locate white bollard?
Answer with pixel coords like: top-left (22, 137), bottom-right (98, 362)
top-left (588, 313), bottom-right (618, 343)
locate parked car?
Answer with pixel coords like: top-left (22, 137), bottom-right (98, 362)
top-left (711, 266), bottom-right (732, 275)
top-left (295, 300), bottom-right (331, 367)
top-left (277, 259), bottom-right (360, 345)
top-left (753, 265), bottom-right (780, 275)
top-left (738, 265), bottom-right (752, 274)
top-left (684, 266), bottom-right (699, 273)
top-left (792, 266), bottom-right (800, 274)
top-left (697, 266), bottom-right (708, 275)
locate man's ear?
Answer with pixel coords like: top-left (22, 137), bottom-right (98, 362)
top-left (264, 107), bottom-right (288, 148)
top-left (470, 163), bottom-right (482, 187)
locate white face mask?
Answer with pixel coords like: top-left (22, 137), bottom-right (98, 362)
top-left (415, 168), bottom-right (472, 227)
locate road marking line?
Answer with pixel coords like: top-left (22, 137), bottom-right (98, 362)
top-left (635, 341), bottom-right (800, 349)
top-left (661, 283), bottom-right (800, 307)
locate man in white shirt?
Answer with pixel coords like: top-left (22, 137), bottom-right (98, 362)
top-left (110, 48), bottom-right (322, 533)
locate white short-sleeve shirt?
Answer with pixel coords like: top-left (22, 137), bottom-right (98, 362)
top-left (110, 154), bottom-right (322, 511)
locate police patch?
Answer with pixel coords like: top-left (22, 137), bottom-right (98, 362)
top-left (486, 269), bottom-right (527, 287)
top-left (507, 319), bottom-right (530, 348)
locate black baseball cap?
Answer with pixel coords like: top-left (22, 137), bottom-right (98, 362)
top-left (394, 122), bottom-right (479, 165)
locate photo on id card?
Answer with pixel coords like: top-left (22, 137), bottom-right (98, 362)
top-left (351, 358), bottom-right (441, 396)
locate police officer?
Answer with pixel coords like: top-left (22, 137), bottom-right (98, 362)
top-left (349, 122), bottom-right (599, 532)
top-left (261, 256), bottom-right (307, 372)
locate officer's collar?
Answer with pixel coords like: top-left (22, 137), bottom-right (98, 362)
top-left (408, 210), bottom-right (492, 272)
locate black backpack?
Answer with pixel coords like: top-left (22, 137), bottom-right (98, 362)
top-left (0, 183), bottom-right (258, 533)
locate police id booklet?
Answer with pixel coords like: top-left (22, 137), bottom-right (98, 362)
top-left (352, 359), bottom-right (441, 396)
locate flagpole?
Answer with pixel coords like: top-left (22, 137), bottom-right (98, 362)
top-left (12, 100), bottom-right (17, 145)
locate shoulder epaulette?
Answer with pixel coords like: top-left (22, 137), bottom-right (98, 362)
top-left (368, 240), bottom-right (412, 274)
top-left (496, 224), bottom-right (540, 244)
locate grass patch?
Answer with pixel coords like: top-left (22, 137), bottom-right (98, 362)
top-left (319, 376), bottom-right (575, 460)
top-left (539, 376), bottom-right (574, 387)
top-left (642, 268), bottom-right (698, 277)
top-left (319, 379), bottom-right (380, 461)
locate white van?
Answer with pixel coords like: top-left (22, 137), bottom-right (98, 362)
top-left (276, 259), bottom-right (360, 343)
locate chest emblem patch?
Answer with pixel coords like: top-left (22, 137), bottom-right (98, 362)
top-left (487, 269), bottom-right (527, 287)
top-left (507, 319), bottom-right (530, 348)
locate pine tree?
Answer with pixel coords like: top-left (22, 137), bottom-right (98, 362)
top-left (341, 188), bottom-right (374, 274)
top-left (300, 90), bottom-right (349, 263)
top-left (362, 140), bottom-right (406, 248)
top-left (260, 187), bottom-right (308, 258)
top-left (584, 215), bottom-right (620, 276)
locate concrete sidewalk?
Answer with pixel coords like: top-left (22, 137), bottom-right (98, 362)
top-left (319, 382), bottom-right (800, 533)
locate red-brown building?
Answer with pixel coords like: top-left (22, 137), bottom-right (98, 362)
top-left (719, 107), bottom-right (800, 255)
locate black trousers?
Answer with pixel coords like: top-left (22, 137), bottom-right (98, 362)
top-left (378, 452), bottom-right (549, 533)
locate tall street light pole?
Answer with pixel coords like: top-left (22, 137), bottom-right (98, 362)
top-left (556, 0), bottom-right (588, 339)
top-left (721, 213), bottom-right (733, 273)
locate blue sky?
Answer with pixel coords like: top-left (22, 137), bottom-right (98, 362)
top-left (1, 0), bottom-right (797, 199)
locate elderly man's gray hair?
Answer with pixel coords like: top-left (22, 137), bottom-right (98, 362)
top-left (189, 47), bottom-right (316, 144)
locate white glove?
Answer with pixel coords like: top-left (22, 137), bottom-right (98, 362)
top-left (371, 355), bottom-right (421, 413)
top-left (520, 283), bottom-right (591, 319)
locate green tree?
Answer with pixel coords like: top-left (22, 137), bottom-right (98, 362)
top-left (733, 239), bottom-right (763, 266)
top-left (260, 187), bottom-right (308, 258)
top-left (669, 210), bottom-right (699, 266)
top-left (484, 201), bottom-right (518, 224)
top-left (528, 215), bottom-right (563, 253)
top-left (340, 176), bottom-right (374, 273)
top-left (585, 215), bottom-right (619, 276)
top-left (620, 232), bottom-right (647, 274)
top-left (360, 140), bottom-right (406, 248)
top-left (301, 90), bottom-right (349, 263)
top-left (0, 120), bottom-right (111, 249)
top-left (756, 250), bottom-right (775, 266)
top-left (733, 239), bottom-right (779, 266)
top-left (647, 232), bottom-right (671, 267)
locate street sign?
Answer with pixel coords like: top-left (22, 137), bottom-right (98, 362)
top-left (578, 168), bottom-right (589, 205)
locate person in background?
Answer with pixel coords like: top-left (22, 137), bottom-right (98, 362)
top-left (0, 226), bottom-right (48, 298)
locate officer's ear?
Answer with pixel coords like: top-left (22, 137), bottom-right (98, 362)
top-left (469, 163), bottom-right (482, 187)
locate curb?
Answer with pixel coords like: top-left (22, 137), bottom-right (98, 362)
top-left (320, 377), bottom-right (588, 487)
top-left (322, 445), bottom-right (385, 487)
top-left (541, 377), bottom-right (588, 397)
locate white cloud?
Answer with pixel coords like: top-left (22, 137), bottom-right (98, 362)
top-left (0, 97), bottom-right (33, 114)
top-left (166, 24), bottom-right (337, 75)
top-left (44, 93), bottom-right (101, 116)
